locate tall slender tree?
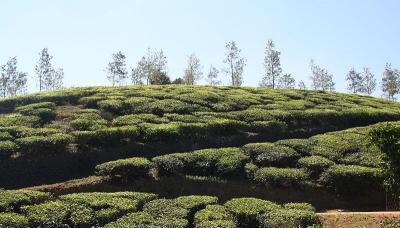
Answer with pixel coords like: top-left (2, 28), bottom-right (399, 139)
top-left (0, 57), bottom-right (27, 97)
top-left (278, 73), bottom-right (295, 89)
top-left (298, 80), bottom-right (307, 90)
top-left (223, 41), bottom-right (246, 86)
top-left (361, 67), bottom-right (376, 95)
top-left (381, 63), bottom-right (400, 100)
top-left (310, 59), bottom-right (335, 91)
top-left (35, 48), bottom-right (53, 91)
top-left (206, 65), bottom-right (220, 86)
top-left (346, 67), bottom-right (363, 93)
top-left (183, 53), bottom-right (203, 85)
top-left (261, 40), bottom-right (282, 88)
top-left (106, 51), bottom-right (128, 86)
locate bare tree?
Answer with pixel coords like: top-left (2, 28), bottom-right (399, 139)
top-left (278, 73), bottom-right (295, 89)
top-left (223, 41), bottom-right (246, 86)
top-left (0, 57), bottom-right (27, 97)
top-left (361, 67), bottom-right (376, 95)
top-left (49, 68), bottom-right (64, 90)
top-left (183, 53), bottom-right (203, 85)
top-left (131, 48), bottom-right (168, 85)
top-left (106, 51), bottom-right (128, 86)
top-left (206, 65), bottom-right (220, 86)
top-left (381, 63), bottom-right (400, 100)
top-left (298, 80), bottom-right (307, 90)
top-left (346, 67), bottom-right (363, 93)
top-left (35, 48), bottom-right (64, 91)
top-left (310, 59), bottom-right (335, 91)
top-left (261, 40), bottom-right (282, 88)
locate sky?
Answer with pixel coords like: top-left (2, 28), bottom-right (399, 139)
top-left (1, 0), bottom-right (399, 96)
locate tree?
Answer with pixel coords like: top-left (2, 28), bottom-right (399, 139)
top-left (183, 53), bottom-right (203, 85)
top-left (346, 67), bottom-right (363, 93)
top-left (261, 40), bottom-right (282, 88)
top-left (381, 63), bottom-right (400, 100)
top-left (298, 81), bottom-right (307, 90)
top-left (0, 57), bottom-right (27, 97)
top-left (206, 65), bottom-right (220, 86)
top-left (131, 48), bottom-right (168, 85)
top-left (171, 78), bottom-right (184, 84)
top-left (35, 48), bottom-right (53, 91)
top-left (310, 59), bottom-right (335, 91)
top-left (35, 48), bottom-right (64, 91)
top-left (149, 69), bottom-right (171, 85)
top-left (223, 41), bottom-right (246, 86)
top-left (278, 73), bottom-right (295, 89)
top-left (106, 51), bottom-right (128, 86)
top-left (361, 67), bottom-right (376, 95)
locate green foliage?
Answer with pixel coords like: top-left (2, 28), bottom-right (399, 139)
top-left (98, 99), bottom-right (124, 114)
top-left (95, 157), bottom-right (153, 179)
top-left (16, 133), bottom-right (73, 155)
top-left (22, 200), bottom-right (70, 227)
top-left (275, 139), bottom-right (311, 156)
top-left (112, 114), bottom-right (169, 126)
top-left (224, 197), bottom-right (280, 227)
top-left (0, 141), bottom-right (18, 158)
top-left (143, 199), bottom-right (189, 220)
top-left (194, 205), bottom-right (237, 228)
top-left (283, 202), bottom-right (316, 212)
top-left (0, 132), bottom-right (13, 141)
top-left (243, 142), bottom-right (300, 167)
top-left (297, 156), bottom-right (335, 178)
top-left (369, 122), bottom-right (400, 196)
top-left (70, 118), bottom-right (108, 131)
top-left (74, 126), bottom-right (139, 146)
top-left (0, 212), bottom-right (29, 228)
top-left (175, 195), bottom-right (218, 213)
top-left (104, 212), bottom-right (155, 228)
top-left (320, 164), bottom-right (382, 196)
top-left (258, 208), bottom-right (319, 228)
top-left (153, 147), bottom-right (248, 177)
top-left (0, 190), bottom-right (52, 213)
top-left (253, 167), bottom-right (309, 187)
top-left (0, 115), bottom-right (41, 128)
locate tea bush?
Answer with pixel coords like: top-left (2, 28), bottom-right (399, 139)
top-left (95, 157), bottom-right (153, 179)
top-left (16, 133), bottom-right (73, 155)
top-left (0, 212), bottom-right (29, 228)
top-left (253, 167), bottom-right (309, 187)
top-left (21, 200), bottom-right (70, 227)
top-left (194, 205), bottom-right (237, 228)
top-left (297, 155), bottom-right (335, 178)
top-left (243, 143), bottom-right (300, 167)
top-left (0, 141), bottom-right (18, 158)
top-left (0, 190), bottom-right (52, 213)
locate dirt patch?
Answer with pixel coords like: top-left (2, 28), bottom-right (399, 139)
top-left (318, 211), bottom-right (400, 228)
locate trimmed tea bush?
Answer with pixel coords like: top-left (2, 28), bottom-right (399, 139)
top-left (21, 200), bottom-right (70, 227)
top-left (224, 197), bottom-right (280, 227)
top-left (0, 212), bottom-right (29, 228)
top-left (175, 195), bottom-right (218, 214)
top-left (243, 143), bottom-right (300, 167)
top-left (275, 139), bottom-right (311, 156)
top-left (194, 205), bottom-right (236, 228)
top-left (0, 141), bottom-right (18, 158)
top-left (297, 155), bottom-right (335, 178)
top-left (0, 190), bottom-right (52, 212)
top-left (104, 212), bottom-right (155, 228)
top-left (258, 208), bottom-right (319, 228)
top-left (0, 115), bottom-right (41, 128)
top-left (95, 157), bottom-right (153, 179)
top-left (253, 167), bottom-right (309, 187)
top-left (284, 202), bottom-right (316, 212)
top-left (16, 133), bottom-right (73, 155)
top-left (143, 199), bottom-right (189, 220)
top-left (320, 164), bottom-right (382, 196)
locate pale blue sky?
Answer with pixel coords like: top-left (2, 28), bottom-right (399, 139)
top-left (1, 0), bottom-right (399, 96)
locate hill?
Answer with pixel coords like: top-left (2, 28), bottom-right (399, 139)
top-left (1, 85), bottom-right (400, 227)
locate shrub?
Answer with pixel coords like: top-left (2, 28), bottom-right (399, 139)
top-left (275, 139), bottom-right (311, 156)
top-left (140, 122), bottom-right (180, 142)
top-left (98, 99), bottom-right (125, 114)
top-left (70, 118), bottom-right (108, 131)
top-left (0, 132), bottom-right (13, 141)
top-left (18, 108), bottom-right (56, 123)
top-left (22, 200), bottom-right (70, 227)
top-left (78, 96), bottom-right (105, 108)
top-left (224, 197), bottom-right (280, 227)
top-left (95, 157), bottom-right (153, 179)
top-left (143, 199), bottom-right (189, 220)
top-left (258, 208), bottom-right (319, 228)
top-left (242, 143), bottom-right (300, 167)
top-left (112, 114), bottom-right (169, 126)
top-left (0, 115), bottom-right (41, 128)
top-left (297, 156), bottom-right (335, 178)
top-left (153, 148), bottom-right (248, 177)
top-left (0, 190), bottom-right (52, 213)
top-left (320, 165), bottom-right (382, 197)
top-left (246, 120), bottom-right (287, 134)
top-left (104, 212), bottom-right (155, 228)
top-left (0, 141), bottom-right (18, 158)
top-left (175, 195), bottom-right (218, 213)
top-left (194, 205), bottom-right (237, 228)
top-left (15, 102), bottom-right (55, 112)
top-left (253, 167), bottom-right (309, 187)
top-left (75, 126), bottom-right (140, 145)
top-left (0, 212), bottom-right (29, 228)
top-left (68, 203), bottom-right (95, 227)
top-left (244, 163), bottom-right (258, 179)
top-left (149, 99), bottom-right (194, 114)
top-left (283, 202), bottom-right (316, 212)
top-left (16, 133), bottom-right (73, 155)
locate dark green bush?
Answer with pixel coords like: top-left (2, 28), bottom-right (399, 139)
top-left (70, 118), bottom-right (108, 131)
top-left (74, 126), bottom-right (140, 146)
top-left (22, 200), bottom-right (70, 227)
top-left (140, 122), bottom-right (181, 142)
top-left (246, 120), bottom-right (287, 134)
top-left (0, 190), bottom-right (52, 213)
top-left (175, 195), bottom-right (218, 213)
top-left (243, 143), bottom-right (300, 167)
top-left (0, 132), bottom-right (13, 141)
top-left (224, 197), bottom-right (280, 227)
top-left (15, 102), bottom-right (55, 112)
top-left (68, 203), bottom-right (95, 227)
top-left (253, 167), bottom-right (309, 187)
top-left (143, 199), bottom-right (189, 220)
top-left (78, 96), bottom-right (104, 108)
top-left (149, 99), bottom-right (194, 114)
top-left (283, 202), bottom-right (316, 212)
top-left (275, 139), bottom-right (311, 156)
top-left (258, 208), bottom-right (319, 228)
top-left (153, 147), bottom-right (248, 177)
top-left (95, 157), bottom-right (153, 179)
top-left (16, 133), bottom-right (73, 155)
top-left (112, 114), bottom-right (169, 126)
top-left (194, 205), bottom-right (237, 228)
top-left (0, 115), bottom-right (41, 128)
top-left (0, 141), bottom-right (18, 158)
top-left (104, 212), bottom-right (155, 228)
top-left (0, 212), bottom-right (29, 228)
top-left (320, 165), bottom-right (382, 196)
top-left (98, 99), bottom-right (125, 114)
top-left (297, 156), bottom-right (335, 178)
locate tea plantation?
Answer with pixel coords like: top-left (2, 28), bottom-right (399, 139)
top-left (1, 85), bottom-right (400, 227)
